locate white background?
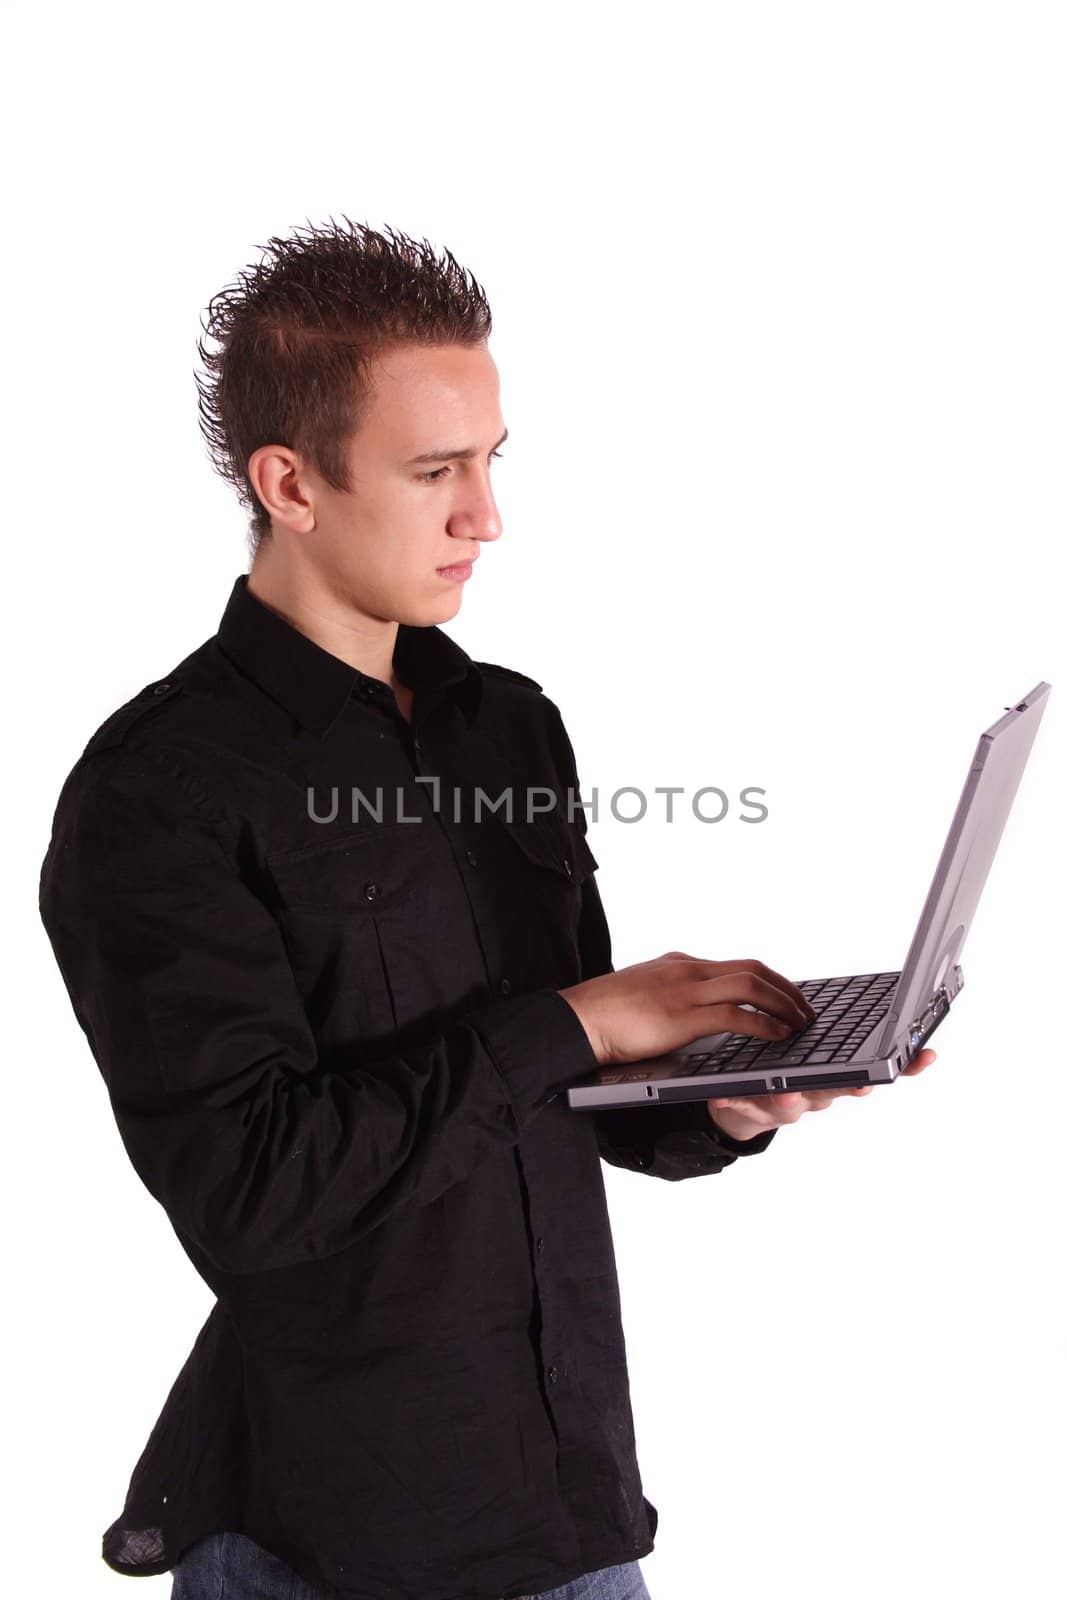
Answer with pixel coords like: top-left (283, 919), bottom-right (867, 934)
top-left (7, 3), bottom-right (1065, 1598)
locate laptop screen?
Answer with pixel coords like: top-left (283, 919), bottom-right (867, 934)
top-left (874, 683), bottom-right (1050, 1058)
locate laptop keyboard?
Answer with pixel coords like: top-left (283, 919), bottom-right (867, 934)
top-left (682, 971), bottom-right (901, 1074)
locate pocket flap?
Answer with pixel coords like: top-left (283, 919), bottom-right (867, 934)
top-left (501, 806), bottom-right (599, 883)
top-left (265, 824), bottom-right (433, 911)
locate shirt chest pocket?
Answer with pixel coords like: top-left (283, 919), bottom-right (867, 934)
top-left (265, 823), bottom-right (458, 1050)
top-left (489, 806), bottom-right (600, 987)
top-left (500, 806), bottom-right (599, 886)
top-left (266, 824), bottom-right (433, 913)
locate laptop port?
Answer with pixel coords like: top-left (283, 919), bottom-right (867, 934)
top-left (784, 1071), bottom-right (869, 1090)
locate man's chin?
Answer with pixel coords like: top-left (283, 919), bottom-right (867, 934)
top-left (399, 588), bottom-right (465, 628)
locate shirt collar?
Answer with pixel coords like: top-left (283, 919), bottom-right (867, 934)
top-left (215, 573), bottom-right (483, 738)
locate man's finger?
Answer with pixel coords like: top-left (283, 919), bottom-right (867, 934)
top-left (757, 965), bottom-right (817, 1022)
top-left (701, 973), bottom-right (812, 1031)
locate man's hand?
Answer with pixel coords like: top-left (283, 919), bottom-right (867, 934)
top-left (558, 952), bottom-right (938, 1143)
top-left (706, 1048), bottom-right (938, 1143)
top-left (560, 950), bottom-right (816, 1066)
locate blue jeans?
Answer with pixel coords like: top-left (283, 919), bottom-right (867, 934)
top-left (170, 1530), bottom-right (652, 1600)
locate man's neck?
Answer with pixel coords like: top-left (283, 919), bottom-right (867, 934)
top-left (247, 552), bottom-right (406, 696)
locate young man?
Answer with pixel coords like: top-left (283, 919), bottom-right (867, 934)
top-left (38, 219), bottom-right (934, 1600)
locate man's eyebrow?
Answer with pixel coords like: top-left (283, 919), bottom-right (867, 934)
top-left (405, 428), bottom-right (509, 465)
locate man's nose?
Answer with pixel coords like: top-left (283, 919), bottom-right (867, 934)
top-left (451, 471), bottom-right (502, 542)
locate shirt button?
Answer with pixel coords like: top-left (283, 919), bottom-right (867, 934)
top-left (499, 977), bottom-right (511, 996)
top-left (547, 1365), bottom-right (559, 1384)
top-left (362, 883), bottom-right (380, 903)
top-left (536, 1237), bottom-right (545, 1255)
top-left (465, 849), bottom-right (478, 867)
top-left (152, 681), bottom-right (171, 695)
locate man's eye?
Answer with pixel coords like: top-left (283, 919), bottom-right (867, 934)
top-left (416, 450), bottom-right (504, 485)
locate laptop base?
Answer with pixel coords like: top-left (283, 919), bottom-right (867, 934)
top-left (567, 965), bottom-right (961, 1109)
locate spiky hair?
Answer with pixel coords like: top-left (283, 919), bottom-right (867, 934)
top-left (194, 216), bottom-right (493, 556)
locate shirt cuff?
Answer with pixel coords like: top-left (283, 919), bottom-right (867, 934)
top-left (470, 987), bottom-right (602, 1125)
top-left (639, 1095), bottom-right (777, 1156)
top-left (703, 1104), bottom-right (778, 1155)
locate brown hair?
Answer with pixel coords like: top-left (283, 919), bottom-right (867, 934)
top-left (194, 217), bottom-right (493, 558)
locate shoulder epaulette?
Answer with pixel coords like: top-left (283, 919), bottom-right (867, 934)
top-left (80, 677), bottom-right (185, 760)
top-left (477, 661), bottom-right (543, 693)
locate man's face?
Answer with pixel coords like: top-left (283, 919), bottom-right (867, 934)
top-left (297, 341), bottom-right (506, 626)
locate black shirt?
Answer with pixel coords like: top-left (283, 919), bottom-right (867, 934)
top-left (38, 573), bottom-right (776, 1600)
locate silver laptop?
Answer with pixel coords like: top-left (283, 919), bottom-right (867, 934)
top-left (566, 683), bottom-right (1051, 1111)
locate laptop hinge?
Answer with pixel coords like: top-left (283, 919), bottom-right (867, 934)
top-left (907, 985), bottom-right (951, 1052)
